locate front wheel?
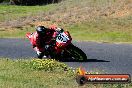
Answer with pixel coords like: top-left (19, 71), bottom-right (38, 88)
top-left (65, 44), bottom-right (87, 62)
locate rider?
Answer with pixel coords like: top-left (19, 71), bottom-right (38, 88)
top-left (28, 25), bottom-right (63, 59)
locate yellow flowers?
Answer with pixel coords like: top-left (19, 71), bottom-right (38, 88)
top-left (30, 59), bottom-right (68, 72)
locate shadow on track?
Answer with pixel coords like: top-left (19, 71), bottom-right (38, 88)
top-left (84, 59), bottom-right (110, 62)
top-left (59, 58), bottom-right (110, 62)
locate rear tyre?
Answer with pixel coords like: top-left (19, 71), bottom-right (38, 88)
top-left (66, 44), bottom-right (87, 62)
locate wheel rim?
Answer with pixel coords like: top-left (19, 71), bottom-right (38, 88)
top-left (67, 49), bottom-right (85, 61)
top-left (72, 50), bottom-right (84, 61)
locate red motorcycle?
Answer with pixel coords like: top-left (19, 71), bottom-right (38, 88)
top-left (26, 29), bottom-right (87, 61)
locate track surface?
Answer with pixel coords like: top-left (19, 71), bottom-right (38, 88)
top-left (0, 39), bottom-right (132, 75)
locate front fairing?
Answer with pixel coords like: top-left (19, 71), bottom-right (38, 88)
top-left (55, 31), bottom-right (72, 53)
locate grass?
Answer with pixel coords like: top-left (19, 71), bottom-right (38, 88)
top-left (0, 58), bottom-right (131, 88)
top-left (0, 26), bottom-right (34, 38)
top-left (0, 4), bottom-right (55, 22)
top-left (68, 16), bottom-right (132, 42)
top-left (0, 16), bottom-right (132, 43)
top-left (0, 58), bottom-right (76, 88)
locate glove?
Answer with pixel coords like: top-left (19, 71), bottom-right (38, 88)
top-left (56, 28), bottom-right (64, 33)
top-left (56, 28), bottom-right (61, 31)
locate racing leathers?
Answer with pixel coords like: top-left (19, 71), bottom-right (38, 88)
top-left (28, 25), bottom-right (61, 59)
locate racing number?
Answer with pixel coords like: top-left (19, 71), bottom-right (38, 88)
top-left (57, 34), bottom-right (67, 42)
top-left (57, 33), bottom-right (69, 43)
top-left (58, 35), bottom-right (63, 41)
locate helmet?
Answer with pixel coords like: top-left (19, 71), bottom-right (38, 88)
top-left (36, 26), bottom-right (47, 35)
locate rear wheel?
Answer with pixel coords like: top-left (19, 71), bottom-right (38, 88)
top-left (65, 44), bottom-right (87, 62)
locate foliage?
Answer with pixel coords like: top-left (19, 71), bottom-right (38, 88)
top-left (28, 59), bottom-right (68, 71)
top-left (9, 0), bottom-right (62, 5)
top-left (0, 58), bottom-right (76, 88)
top-left (0, 0), bottom-right (4, 3)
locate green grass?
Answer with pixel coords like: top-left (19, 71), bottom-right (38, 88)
top-left (68, 16), bottom-right (132, 43)
top-left (0, 58), bottom-right (76, 88)
top-left (0, 58), bottom-right (131, 88)
top-left (0, 26), bottom-right (34, 38)
top-left (0, 4), bottom-right (55, 22)
top-left (0, 16), bottom-right (132, 43)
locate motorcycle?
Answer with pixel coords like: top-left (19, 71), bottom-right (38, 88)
top-left (26, 29), bottom-right (87, 62)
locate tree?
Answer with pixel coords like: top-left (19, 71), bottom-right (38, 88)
top-left (10, 0), bottom-right (62, 5)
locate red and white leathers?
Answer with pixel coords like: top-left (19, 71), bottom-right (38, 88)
top-left (28, 25), bottom-right (59, 55)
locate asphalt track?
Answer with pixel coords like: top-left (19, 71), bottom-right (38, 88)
top-left (0, 38), bottom-right (132, 75)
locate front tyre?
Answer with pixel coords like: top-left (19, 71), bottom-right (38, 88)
top-left (66, 44), bottom-right (87, 62)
